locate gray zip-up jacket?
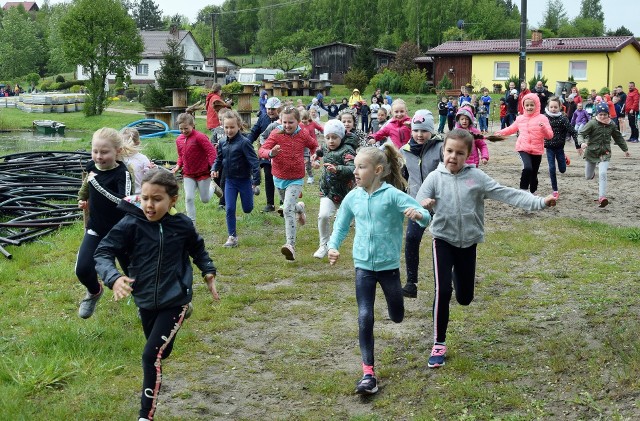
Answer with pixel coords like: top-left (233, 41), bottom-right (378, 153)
top-left (416, 163), bottom-right (547, 248)
top-left (400, 136), bottom-right (443, 198)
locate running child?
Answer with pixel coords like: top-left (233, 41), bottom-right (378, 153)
top-left (571, 102), bottom-right (590, 132)
top-left (544, 96), bottom-right (577, 198)
top-left (370, 99), bottom-right (411, 149)
top-left (577, 102), bottom-right (631, 207)
top-left (400, 110), bottom-right (443, 298)
top-left (495, 93), bottom-right (553, 194)
top-left (94, 168), bottom-right (219, 421)
top-left (258, 106), bottom-right (318, 260)
top-left (300, 109), bottom-right (324, 184)
top-left (339, 108), bottom-right (366, 151)
top-left (311, 119), bottom-right (355, 259)
top-left (172, 113), bottom-right (221, 223)
top-left (213, 110), bottom-right (261, 247)
top-left (120, 127), bottom-right (152, 194)
top-left (327, 144), bottom-right (431, 394)
top-left (455, 105), bottom-right (489, 168)
top-left (76, 127), bottom-right (133, 319)
top-left (416, 129), bottom-right (557, 368)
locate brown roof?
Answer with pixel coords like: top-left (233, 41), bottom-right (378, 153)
top-left (3, 1), bottom-right (39, 11)
top-left (427, 36), bottom-right (640, 55)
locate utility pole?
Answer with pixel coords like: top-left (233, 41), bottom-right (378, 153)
top-left (211, 13), bottom-right (217, 85)
top-left (519, 0), bottom-right (527, 85)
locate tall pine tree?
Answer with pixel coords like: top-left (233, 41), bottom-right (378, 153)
top-left (133, 0), bottom-right (163, 30)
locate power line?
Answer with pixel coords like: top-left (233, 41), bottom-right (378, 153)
top-left (213, 0), bottom-right (313, 15)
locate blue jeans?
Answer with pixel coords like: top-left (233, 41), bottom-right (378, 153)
top-left (355, 268), bottom-right (404, 366)
top-left (478, 116), bottom-right (488, 131)
top-left (546, 147), bottom-right (567, 192)
top-left (225, 177), bottom-right (254, 236)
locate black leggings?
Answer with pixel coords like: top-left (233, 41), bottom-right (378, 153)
top-left (431, 238), bottom-right (477, 344)
top-left (262, 163), bottom-right (275, 206)
top-left (517, 151), bottom-right (542, 193)
top-left (404, 218), bottom-right (426, 285)
top-left (139, 304), bottom-right (189, 420)
top-left (76, 232), bottom-right (128, 294)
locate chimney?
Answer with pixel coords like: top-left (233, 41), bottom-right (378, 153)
top-left (169, 24), bottom-right (178, 37)
top-left (531, 30), bottom-right (542, 47)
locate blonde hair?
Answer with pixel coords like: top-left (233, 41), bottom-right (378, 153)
top-left (222, 109), bottom-right (248, 132)
top-left (176, 113), bottom-right (195, 126)
top-left (391, 99), bottom-right (407, 112)
top-left (280, 106), bottom-right (301, 121)
top-left (356, 144), bottom-right (407, 191)
top-left (92, 127), bottom-right (124, 160)
top-left (300, 109), bottom-right (310, 121)
top-left (120, 127), bottom-right (141, 157)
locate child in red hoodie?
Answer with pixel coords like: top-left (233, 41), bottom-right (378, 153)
top-left (370, 99), bottom-right (411, 148)
top-left (495, 93), bottom-right (553, 194)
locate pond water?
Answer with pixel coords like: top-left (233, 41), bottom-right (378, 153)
top-left (0, 131), bottom-right (86, 154)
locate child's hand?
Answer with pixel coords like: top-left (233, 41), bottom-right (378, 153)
top-left (87, 171), bottom-right (96, 181)
top-left (544, 195), bottom-right (557, 207)
top-left (212, 171), bottom-right (218, 178)
top-left (270, 145), bottom-right (281, 157)
top-left (171, 166), bottom-right (180, 174)
top-left (204, 274), bottom-right (220, 301)
top-left (113, 276), bottom-right (134, 301)
top-left (324, 163), bottom-right (337, 173)
top-left (404, 207), bottom-right (423, 221)
top-left (421, 198), bottom-right (436, 210)
top-left (480, 158), bottom-right (488, 165)
top-left (624, 151), bottom-right (631, 158)
top-left (78, 200), bottom-right (88, 209)
top-left (327, 249), bottom-right (340, 265)
top-left (577, 148), bottom-right (584, 156)
top-left (312, 160), bottom-right (321, 169)
top-left (368, 138), bottom-right (377, 145)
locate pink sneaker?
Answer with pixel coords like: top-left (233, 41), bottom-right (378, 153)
top-left (598, 197), bottom-right (609, 208)
top-left (281, 244), bottom-right (296, 261)
top-left (428, 344), bottom-right (447, 368)
top-left (552, 191), bottom-right (559, 199)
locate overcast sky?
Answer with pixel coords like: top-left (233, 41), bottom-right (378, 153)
top-left (50, 0), bottom-right (640, 37)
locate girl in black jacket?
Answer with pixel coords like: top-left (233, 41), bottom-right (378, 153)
top-left (95, 168), bottom-right (219, 421)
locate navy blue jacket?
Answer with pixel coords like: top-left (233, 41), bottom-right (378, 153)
top-left (248, 113), bottom-right (277, 143)
top-left (213, 132), bottom-right (261, 185)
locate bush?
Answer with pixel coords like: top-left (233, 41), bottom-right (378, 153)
top-left (344, 69), bottom-right (369, 94)
top-left (221, 81), bottom-right (243, 95)
top-left (504, 75), bottom-right (520, 91)
top-left (598, 87), bottom-right (611, 96)
top-left (189, 86), bottom-right (209, 103)
top-left (415, 96), bottom-right (424, 104)
top-left (69, 85), bottom-right (83, 93)
top-left (579, 87), bottom-right (589, 99)
top-left (144, 143), bottom-right (166, 160)
top-left (124, 88), bottom-right (138, 101)
top-left (55, 75), bottom-right (65, 83)
top-left (402, 69), bottom-right (429, 94)
top-left (141, 84), bottom-right (170, 109)
top-left (371, 69), bottom-right (403, 94)
top-left (527, 74), bottom-right (548, 90)
top-left (436, 73), bottom-right (453, 91)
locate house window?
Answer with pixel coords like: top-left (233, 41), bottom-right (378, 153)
top-left (379, 58), bottom-right (388, 67)
top-left (569, 61), bottom-right (587, 80)
top-left (136, 64), bottom-right (149, 76)
top-left (535, 61), bottom-right (543, 78)
top-left (494, 62), bottom-right (510, 80)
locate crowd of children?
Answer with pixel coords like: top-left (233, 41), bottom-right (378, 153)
top-left (72, 83), bottom-right (635, 417)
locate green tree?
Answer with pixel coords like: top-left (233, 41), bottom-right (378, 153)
top-left (607, 26), bottom-right (634, 36)
top-left (42, 3), bottom-right (74, 76)
top-left (572, 17), bottom-right (604, 36)
top-left (217, 0), bottom-right (259, 55)
top-left (133, 0), bottom-right (163, 30)
top-left (579, 0), bottom-right (604, 21)
top-left (0, 7), bottom-right (42, 79)
top-left (352, 45), bottom-right (377, 79)
top-left (59, 0), bottom-right (143, 115)
top-left (143, 38), bottom-right (189, 109)
top-left (267, 47), bottom-right (310, 72)
top-left (389, 42), bottom-right (420, 74)
top-left (541, 0), bottom-right (569, 34)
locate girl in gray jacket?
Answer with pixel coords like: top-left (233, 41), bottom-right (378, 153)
top-left (416, 129), bottom-right (557, 369)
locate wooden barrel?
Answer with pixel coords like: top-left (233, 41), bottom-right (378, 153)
top-left (171, 89), bottom-right (188, 108)
top-left (237, 93), bottom-right (252, 112)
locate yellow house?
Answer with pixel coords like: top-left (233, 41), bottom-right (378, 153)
top-left (426, 34), bottom-right (640, 93)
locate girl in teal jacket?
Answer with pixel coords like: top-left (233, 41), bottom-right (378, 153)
top-left (327, 144), bottom-right (430, 395)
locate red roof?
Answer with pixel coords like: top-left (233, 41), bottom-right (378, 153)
top-left (2, 2), bottom-right (39, 11)
top-left (427, 36), bottom-right (640, 55)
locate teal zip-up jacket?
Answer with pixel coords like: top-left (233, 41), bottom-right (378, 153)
top-left (328, 182), bottom-right (431, 271)
top-left (416, 163), bottom-right (547, 249)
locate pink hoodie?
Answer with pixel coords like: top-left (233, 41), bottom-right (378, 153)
top-left (496, 93), bottom-right (553, 155)
top-left (372, 116), bottom-right (411, 148)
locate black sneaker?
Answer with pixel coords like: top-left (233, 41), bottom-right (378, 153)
top-left (262, 204), bottom-right (275, 212)
top-left (402, 282), bottom-right (417, 298)
top-left (355, 374), bottom-right (378, 394)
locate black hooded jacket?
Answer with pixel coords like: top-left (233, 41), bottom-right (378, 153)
top-left (94, 198), bottom-right (216, 310)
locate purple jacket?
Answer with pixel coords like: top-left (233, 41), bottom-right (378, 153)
top-left (571, 109), bottom-right (590, 126)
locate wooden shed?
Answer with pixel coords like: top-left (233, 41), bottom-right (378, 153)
top-left (310, 42), bottom-right (396, 84)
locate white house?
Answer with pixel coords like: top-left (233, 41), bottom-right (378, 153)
top-left (76, 28), bottom-right (208, 87)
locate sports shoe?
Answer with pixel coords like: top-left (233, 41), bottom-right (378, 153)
top-left (277, 206), bottom-right (284, 217)
top-left (253, 185), bottom-right (260, 196)
top-left (313, 245), bottom-right (328, 259)
top-left (223, 236), bottom-right (238, 247)
top-left (402, 282), bottom-right (417, 298)
top-left (184, 302), bottom-right (193, 319)
top-left (428, 344), bottom-right (447, 368)
top-left (552, 191), bottom-right (559, 199)
top-left (262, 204), bottom-right (275, 212)
top-left (281, 244), bottom-right (296, 261)
top-left (296, 201), bottom-right (306, 226)
top-left (307, 176), bottom-right (314, 184)
top-left (78, 285), bottom-right (104, 319)
top-left (212, 181), bottom-right (223, 198)
top-left (355, 374), bottom-right (378, 394)
top-left (565, 155), bottom-right (571, 166)
top-left (598, 196), bottom-right (609, 208)
top-left (627, 138), bottom-right (639, 143)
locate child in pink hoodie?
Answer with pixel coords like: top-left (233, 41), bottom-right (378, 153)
top-left (495, 93), bottom-right (553, 194)
top-left (455, 105), bottom-right (489, 167)
top-left (370, 99), bottom-right (411, 148)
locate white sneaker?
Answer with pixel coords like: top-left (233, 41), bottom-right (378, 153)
top-left (281, 244), bottom-right (296, 261)
top-left (313, 245), bottom-right (328, 259)
top-left (223, 236), bottom-right (238, 247)
top-left (307, 176), bottom-right (314, 184)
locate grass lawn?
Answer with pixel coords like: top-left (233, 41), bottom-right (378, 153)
top-left (1, 93), bottom-right (639, 419)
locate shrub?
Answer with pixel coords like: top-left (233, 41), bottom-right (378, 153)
top-left (141, 84), bottom-right (170, 109)
top-left (579, 87), bottom-right (589, 99)
top-left (415, 96), bottom-right (424, 104)
top-left (598, 87), bottom-right (611, 96)
top-left (124, 88), bottom-right (138, 101)
top-left (371, 69), bottom-right (403, 94)
top-left (436, 73), bottom-right (453, 91)
top-left (69, 85), bottom-right (83, 93)
top-left (221, 81), bottom-right (243, 95)
top-left (527, 74), bottom-right (548, 90)
top-left (55, 75), bottom-right (65, 83)
top-left (402, 69), bottom-right (429, 94)
top-left (344, 69), bottom-right (369, 94)
top-left (144, 143), bottom-right (166, 160)
top-left (39, 80), bottom-right (52, 91)
top-left (504, 75), bottom-right (520, 91)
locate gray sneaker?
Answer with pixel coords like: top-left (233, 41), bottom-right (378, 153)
top-left (223, 236), bottom-right (238, 247)
top-left (78, 286), bottom-right (104, 319)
